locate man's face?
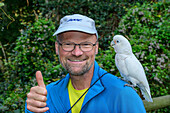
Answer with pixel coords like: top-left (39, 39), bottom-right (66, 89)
top-left (55, 31), bottom-right (98, 76)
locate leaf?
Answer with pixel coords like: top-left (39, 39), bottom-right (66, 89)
top-left (0, 3), bottom-right (4, 7)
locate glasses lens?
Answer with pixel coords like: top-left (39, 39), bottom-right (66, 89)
top-left (80, 43), bottom-right (93, 52)
top-left (62, 42), bottom-right (75, 51)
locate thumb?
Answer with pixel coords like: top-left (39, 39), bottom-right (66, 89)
top-left (36, 71), bottom-right (46, 88)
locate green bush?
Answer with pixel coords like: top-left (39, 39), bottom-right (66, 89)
top-left (0, 17), bottom-right (66, 112)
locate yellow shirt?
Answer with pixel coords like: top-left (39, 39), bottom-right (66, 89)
top-left (68, 79), bottom-right (88, 113)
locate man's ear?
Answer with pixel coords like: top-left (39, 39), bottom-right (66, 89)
top-left (55, 42), bottom-right (59, 55)
top-left (95, 42), bottom-right (99, 55)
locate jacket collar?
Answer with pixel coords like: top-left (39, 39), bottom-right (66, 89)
top-left (49, 61), bottom-right (105, 112)
top-left (81, 61), bottom-right (105, 110)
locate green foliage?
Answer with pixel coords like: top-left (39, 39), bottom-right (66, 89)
top-left (96, 47), bottom-right (118, 75)
top-left (0, 0), bottom-right (35, 44)
top-left (6, 16), bottom-right (61, 79)
top-left (0, 17), bottom-right (66, 112)
top-left (0, 0), bottom-right (36, 62)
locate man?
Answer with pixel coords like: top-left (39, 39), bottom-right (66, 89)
top-left (25, 14), bottom-right (146, 113)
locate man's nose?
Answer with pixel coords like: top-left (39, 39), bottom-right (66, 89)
top-left (71, 45), bottom-right (83, 56)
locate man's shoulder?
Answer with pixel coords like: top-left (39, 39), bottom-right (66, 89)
top-left (101, 73), bottom-right (127, 89)
top-left (98, 67), bottom-right (128, 90)
top-left (101, 73), bottom-right (140, 100)
top-left (101, 72), bottom-right (137, 93)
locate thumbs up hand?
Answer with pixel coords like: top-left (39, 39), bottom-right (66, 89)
top-left (26, 71), bottom-right (49, 112)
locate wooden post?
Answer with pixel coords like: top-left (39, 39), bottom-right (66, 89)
top-left (143, 95), bottom-right (170, 111)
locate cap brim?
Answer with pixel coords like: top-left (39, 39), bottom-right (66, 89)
top-left (53, 25), bottom-right (97, 36)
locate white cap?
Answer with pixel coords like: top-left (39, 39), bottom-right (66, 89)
top-left (53, 14), bottom-right (98, 39)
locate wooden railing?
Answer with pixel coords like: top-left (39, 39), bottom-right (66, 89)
top-left (143, 95), bottom-right (170, 111)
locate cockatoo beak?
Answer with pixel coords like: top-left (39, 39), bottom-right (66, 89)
top-left (111, 40), bottom-right (116, 47)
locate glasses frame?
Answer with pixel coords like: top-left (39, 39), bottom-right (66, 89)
top-left (57, 40), bottom-right (98, 52)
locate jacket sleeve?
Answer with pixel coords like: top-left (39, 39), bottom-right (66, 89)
top-left (117, 87), bottom-right (146, 113)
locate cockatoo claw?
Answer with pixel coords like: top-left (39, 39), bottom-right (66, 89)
top-left (119, 77), bottom-right (127, 82)
top-left (124, 84), bottom-right (137, 92)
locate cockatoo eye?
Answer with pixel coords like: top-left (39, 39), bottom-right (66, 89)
top-left (116, 40), bottom-right (120, 43)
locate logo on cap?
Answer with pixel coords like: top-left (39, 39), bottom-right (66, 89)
top-left (67, 19), bottom-right (82, 22)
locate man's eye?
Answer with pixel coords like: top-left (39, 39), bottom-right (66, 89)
top-left (81, 43), bottom-right (91, 47)
top-left (83, 43), bottom-right (90, 46)
top-left (64, 43), bottom-right (73, 46)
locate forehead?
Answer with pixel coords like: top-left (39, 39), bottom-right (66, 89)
top-left (57, 31), bottom-right (97, 42)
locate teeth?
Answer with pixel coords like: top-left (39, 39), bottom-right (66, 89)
top-left (73, 60), bottom-right (82, 61)
top-left (69, 59), bottom-right (85, 62)
top-left (74, 60), bottom-right (81, 61)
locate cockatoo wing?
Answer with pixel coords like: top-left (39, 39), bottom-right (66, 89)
top-left (124, 54), bottom-right (148, 85)
top-left (124, 54), bottom-right (153, 102)
top-left (115, 53), bottom-right (152, 102)
top-left (115, 54), bottom-right (129, 79)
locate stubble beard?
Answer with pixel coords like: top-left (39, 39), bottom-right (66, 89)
top-left (59, 56), bottom-right (94, 76)
top-left (65, 61), bottom-right (93, 76)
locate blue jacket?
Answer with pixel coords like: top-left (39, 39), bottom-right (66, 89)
top-left (25, 61), bottom-right (146, 113)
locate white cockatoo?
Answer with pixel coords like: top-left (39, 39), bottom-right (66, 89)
top-left (111, 35), bottom-right (153, 102)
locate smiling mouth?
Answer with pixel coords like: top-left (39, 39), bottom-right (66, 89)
top-left (68, 58), bottom-right (87, 62)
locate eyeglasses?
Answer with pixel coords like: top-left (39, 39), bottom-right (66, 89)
top-left (57, 40), bottom-right (98, 52)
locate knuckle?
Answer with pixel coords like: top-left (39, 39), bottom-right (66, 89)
top-left (42, 96), bottom-right (47, 101)
top-left (27, 104), bottom-right (31, 111)
top-left (44, 97), bottom-right (47, 101)
top-left (44, 89), bottom-right (47, 95)
top-left (30, 87), bottom-right (35, 92)
top-left (26, 99), bottom-right (31, 104)
top-left (43, 102), bottom-right (47, 107)
top-left (30, 86), bottom-right (39, 92)
top-left (27, 92), bottom-right (31, 98)
top-left (42, 102), bottom-right (47, 107)
top-left (26, 99), bottom-right (29, 104)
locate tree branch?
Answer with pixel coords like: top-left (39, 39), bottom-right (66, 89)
top-left (0, 41), bottom-right (7, 61)
top-left (143, 95), bottom-right (170, 111)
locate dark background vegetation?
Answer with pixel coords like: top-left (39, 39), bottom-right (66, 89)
top-left (0, 0), bottom-right (169, 112)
